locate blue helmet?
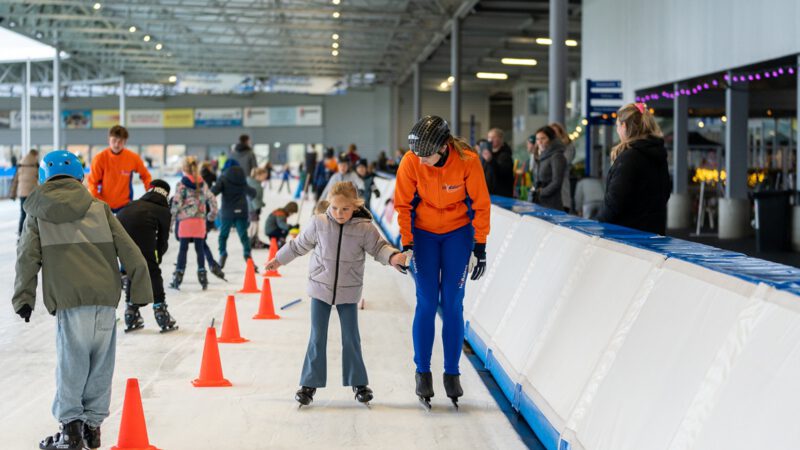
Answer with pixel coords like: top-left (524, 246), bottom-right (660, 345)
top-left (39, 150), bottom-right (85, 183)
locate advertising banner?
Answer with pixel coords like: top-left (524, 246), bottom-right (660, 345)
top-left (243, 107), bottom-right (269, 127)
top-left (127, 110), bottom-right (164, 128)
top-left (194, 108), bottom-right (242, 127)
top-left (163, 108), bottom-right (194, 128)
top-left (242, 105), bottom-right (322, 127)
top-left (62, 110), bottom-right (92, 129)
top-left (11, 110), bottom-right (54, 129)
top-left (92, 109), bottom-right (121, 129)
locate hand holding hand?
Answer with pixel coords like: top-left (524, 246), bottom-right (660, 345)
top-left (390, 252), bottom-right (407, 273)
top-left (265, 258), bottom-right (281, 272)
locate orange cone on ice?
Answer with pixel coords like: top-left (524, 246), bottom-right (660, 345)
top-left (252, 278), bottom-right (281, 320)
top-left (263, 237), bottom-right (282, 277)
top-left (218, 295), bottom-right (249, 344)
top-left (111, 378), bottom-right (159, 450)
top-left (238, 258), bottom-right (260, 293)
top-left (192, 325), bottom-right (232, 387)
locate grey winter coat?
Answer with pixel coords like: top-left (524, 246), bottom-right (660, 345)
top-left (228, 143), bottom-right (258, 179)
top-left (13, 178), bottom-right (153, 315)
top-left (275, 207), bottom-right (398, 305)
top-left (535, 140), bottom-right (568, 210)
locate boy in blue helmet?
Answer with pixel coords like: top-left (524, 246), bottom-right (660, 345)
top-left (12, 151), bottom-right (153, 450)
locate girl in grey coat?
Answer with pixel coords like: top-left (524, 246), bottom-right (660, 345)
top-left (266, 181), bottom-right (406, 406)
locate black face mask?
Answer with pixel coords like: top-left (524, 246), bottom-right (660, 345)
top-left (433, 148), bottom-right (449, 167)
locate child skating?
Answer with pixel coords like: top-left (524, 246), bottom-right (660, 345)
top-left (12, 151), bottom-right (153, 450)
top-left (265, 181), bottom-right (407, 407)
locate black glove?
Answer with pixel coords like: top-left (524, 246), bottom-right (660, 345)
top-left (470, 243), bottom-right (486, 280)
top-left (16, 304), bottom-right (32, 323)
top-left (374, 188), bottom-right (381, 198)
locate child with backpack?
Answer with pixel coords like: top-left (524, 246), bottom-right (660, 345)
top-left (265, 181), bottom-right (407, 407)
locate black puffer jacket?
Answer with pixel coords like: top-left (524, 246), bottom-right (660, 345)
top-left (116, 191), bottom-right (171, 263)
top-left (211, 164), bottom-right (257, 221)
top-left (598, 136), bottom-right (671, 235)
top-left (484, 143), bottom-right (515, 197)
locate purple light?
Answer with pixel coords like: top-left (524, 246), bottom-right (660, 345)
top-left (724, 74), bottom-right (730, 80)
top-left (747, 75), bottom-right (754, 81)
top-left (635, 96), bottom-right (641, 102)
top-left (692, 88), bottom-right (698, 94)
top-left (772, 71), bottom-right (778, 77)
top-left (653, 94), bottom-right (660, 100)
top-left (732, 76), bottom-right (738, 82)
top-left (703, 83), bottom-right (709, 89)
top-left (680, 89), bottom-right (686, 94)
top-left (779, 68), bottom-right (785, 75)
top-left (765, 72), bottom-right (771, 78)
top-left (755, 74), bottom-right (761, 80)
top-left (790, 68), bottom-right (795, 75)
top-left (712, 80), bottom-right (719, 86)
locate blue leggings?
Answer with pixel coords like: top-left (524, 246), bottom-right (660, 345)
top-left (411, 224), bottom-right (473, 375)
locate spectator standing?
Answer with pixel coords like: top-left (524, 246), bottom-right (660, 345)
top-left (483, 128), bottom-right (514, 197)
top-left (10, 148), bottom-right (39, 236)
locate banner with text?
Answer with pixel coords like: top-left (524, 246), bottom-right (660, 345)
top-left (242, 105), bottom-right (322, 127)
top-left (194, 108), bottom-right (243, 127)
top-left (92, 109), bottom-right (121, 129)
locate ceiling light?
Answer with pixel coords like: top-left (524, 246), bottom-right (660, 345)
top-left (93, 2), bottom-right (102, 10)
top-left (155, 43), bottom-right (163, 50)
top-left (581, 118), bottom-right (589, 126)
top-left (565, 39), bottom-right (578, 47)
top-left (332, 11), bottom-right (340, 18)
top-left (35, 31), bottom-right (44, 39)
top-left (501, 57), bottom-right (537, 66)
top-left (143, 35), bottom-right (151, 42)
top-left (698, 121), bottom-right (704, 128)
top-left (447, 76), bottom-right (454, 83)
top-left (476, 72), bottom-right (508, 80)
top-left (535, 38), bottom-right (552, 45)
top-left (129, 26), bottom-right (136, 32)
top-left (332, 42), bottom-right (339, 49)
top-left (332, 50), bottom-right (339, 56)
top-left (332, 0), bottom-right (341, 4)
top-left (439, 81), bottom-right (449, 89)
top-left (576, 126), bottom-right (582, 132)
top-left (721, 115), bottom-right (727, 123)
top-left (332, 33), bottom-right (339, 40)
top-left (168, 75), bottom-right (177, 83)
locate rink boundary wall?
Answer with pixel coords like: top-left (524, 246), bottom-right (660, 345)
top-left (370, 175), bottom-right (800, 450)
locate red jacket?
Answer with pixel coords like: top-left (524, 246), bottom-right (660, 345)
top-left (394, 145), bottom-right (490, 246)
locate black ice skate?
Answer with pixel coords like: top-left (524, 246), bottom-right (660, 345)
top-left (295, 386), bottom-right (316, 408)
top-left (353, 385), bottom-right (374, 406)
top-left (198, 269), bottom-right (209, 290)
top-left (169, 270), bottom-right (184, 290)
top-left (39, 419), bottom-right (83, 450)
top-left (209, 263), bottom-right (227, 281)
top-left (123, 304), bottom-right (144, 333)
top-left (219, 254), bottom-right (228, 269)
top-left (121, 273), bottom-right (131, 303)
top-left (443, 373), bottom-right (463, 410)
top-left (153, 303), bottom-right (178, 333)
top-left (83, 423), bottom-right (101, 450)
top-left (415, 372), bottom-right (434, 411)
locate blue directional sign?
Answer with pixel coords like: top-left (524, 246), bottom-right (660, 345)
top-left (585, 79), bottom-right (623, 175)
top-left (590, 92), bottom-right (623, 100)
top-left (589, 80), bottom-right (621, 89)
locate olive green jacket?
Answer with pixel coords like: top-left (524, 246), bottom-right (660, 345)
top-left (13, 178), bottom-right (153, 315)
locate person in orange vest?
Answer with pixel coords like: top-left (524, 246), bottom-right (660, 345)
top-left (87, 125), bottom-right (152, 213)
top-left (394, 115), bottom-right (491, 410)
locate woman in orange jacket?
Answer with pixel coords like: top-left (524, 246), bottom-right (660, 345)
top-left (394, 115), bottom-right (491, 409)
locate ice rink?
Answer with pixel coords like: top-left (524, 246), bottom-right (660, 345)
top-left (0, 182), bottom-right (527, 449)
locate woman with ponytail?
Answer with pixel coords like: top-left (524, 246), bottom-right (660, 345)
top-left (597, 103), bottom-right (671, 234)
top-left (394, 115), bottom-right (491, 409)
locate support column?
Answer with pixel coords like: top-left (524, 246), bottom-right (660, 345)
top-left (720, 70), bottom-right (750, 239)
top-left (390, 84), bottom-right (400, 152)
top-left (20, 65), bottom-right (27, 156)
top-left (450, 17), bottom-right (461, 136)
top-left (25, 59), bottom-right (31, 154)
top-left (119, 74), bottom-right (126, 126)
top-left (668, 82), bottom-right (692, 229)
top-left (548, 0), bottom-right (567, 125)
top-left (412, 63), bottom-right (421, 122)
top-left (53, 41), bottom-right (61, 150)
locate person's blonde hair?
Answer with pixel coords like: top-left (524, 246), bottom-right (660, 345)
top-left (182, 156), bottom-right (200, 182)
top-left (314, 200), bottom-right (330, 214)
top-left (327, 181), bottom-right (365, 208)
top-left (611, 103), bottom-right (663, 162)
top-left (549, 122), bottom-right (571, 144)
top-left (447, 135), bottom-right (478, 160)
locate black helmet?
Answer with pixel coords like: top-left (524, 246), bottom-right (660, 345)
top-left (408, 115), bottom-right (450, 157)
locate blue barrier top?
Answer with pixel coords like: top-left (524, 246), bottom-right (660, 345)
top-left (490, 195), bottom-right (800, 294)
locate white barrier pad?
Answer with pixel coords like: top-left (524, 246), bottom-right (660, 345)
top-left (464, 206), bottom-right (522, 319)
top-left (572, 259), bottom-right (757, 450)
top-left (521, 239), bottom-right (665, 427)
top-left (690, 288), bottom-right (800, 450)
top-left (488, 226), bottom-right (592, 384)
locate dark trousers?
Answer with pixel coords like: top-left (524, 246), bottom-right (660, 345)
top-left (218, 218), bottom-right (251, 260)
top-left (177, 238), bottom-right (205, 272)
top-left (18, 196), bottom-right (27, 235)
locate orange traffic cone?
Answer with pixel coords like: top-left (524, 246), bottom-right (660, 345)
top-left (253, 278), bottom-right (281, 320)
top-left (111, 378), bottom-right (159, 450)
top-left (192, 326), bottom-right (232, 387)
top-left (263, 237), bottom-right (282, 277)
top-left (238, 258), bottom-right (260, 293)
top-left (218, 295), bottom-right (249, 344)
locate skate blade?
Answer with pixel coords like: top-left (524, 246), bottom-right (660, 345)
top-left (123, 325), bottom-right (144, 333)
top-left (418, 397), bottom-right (432, 411)
top-left (159, 325), bottom-right (179, 334)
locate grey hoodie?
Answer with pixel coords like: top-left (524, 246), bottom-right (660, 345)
top-left (275, 207), bottom-right (398, 305)
top-left (13, 178), bottom-right (153, 315)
